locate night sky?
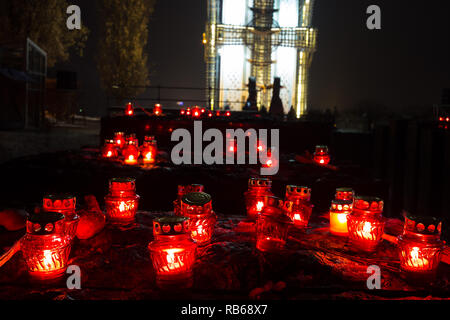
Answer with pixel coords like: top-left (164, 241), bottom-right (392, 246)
top-left (57, 0), bottom-right (450, 116)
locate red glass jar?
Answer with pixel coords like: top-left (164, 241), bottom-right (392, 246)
top-left (21, 213), bottom-right (72, 280)
top-left (244, 177), bottom-right (274, 220)
top-left (173, 184), bottom-right (205, 216)
top-left (313, 145), bottom-right (330, 165)
top-left (42, 194), bottom-right (79, 240)
top-left (180, 192), bottom-right (216, 245)
top-left (154, 104), bottom-right (162, 116)
top-left (256, 197), bottom-right (292, 252)
top-left (101, 139), bottom-right (119, 159)
top-left (284, 185), bottom-right (313, 228)
top-left (329, 199), bottom-right (353, 236)
top-left (141, 136), bottom-right (157, 164)
top-left (122, 140), bottom-right (140, 165)
top-left (104, 178), bottom-right (140, 224)
top-left (397, 215), bottom-right (444, 280)
top-left (347, 196), bottom-right (385, 252)
top-left (148, 216), bottom-right (197, 289)
top-left (113, 132), bottom-right (125, 149)
top-left (125, 102), bottom-right (134, 116)
top-left (335, 188), bottom-right (354, 201)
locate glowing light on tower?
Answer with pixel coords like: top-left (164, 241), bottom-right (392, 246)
top-left (204, 0), bottom-right (317, 117)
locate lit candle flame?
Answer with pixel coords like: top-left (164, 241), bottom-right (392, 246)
top-left (256, 201), bottom-right (264, 212)
top-left (337, 213), bottom-right (347, 223)
top-left (107, 151), bottom-right (112, 157)
top-left (119, 201), bottom-right (126, 212)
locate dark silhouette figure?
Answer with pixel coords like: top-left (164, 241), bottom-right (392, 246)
top-left (244, 77), bottom-right (258, 111)
top-left (269, 77), bottom-right (284, 116)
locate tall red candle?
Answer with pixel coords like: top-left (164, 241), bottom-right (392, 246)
top-left (180, 192), bottom-right (216, 245)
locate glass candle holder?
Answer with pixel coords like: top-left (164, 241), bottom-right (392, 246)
top-left (256, 196), bottom-right (292, 252)
top-left (397, 214), bottom-right (444, 280)
top-left (244, 177), bottom-right (274, 220)
top-left (141, 136), bottom-right (157, 164)
top-left (284, 185), bottom-right (313, 228)
top-left (43, 194), bottom-right (79, 240)
top-left (113, 132), bottom-right (125, 149)
top-left (313, 145), bottom-right (330, 165)
top-left (148, 216), bottom-right (197, 289)
top-left (173, 184), bottom-right (205, 216)
top-left (335, 187), bottom-right (354, 201)
top-left (122, 140), bottom-right (140, 165)
top-left (21, 213), bottom-right (72, 280)
top-left (180, 192), bottom-right (216, 245)
top-left (101, 139), bottom-right (119, 159)
top-left (104, 178), bottom-right (140, 224)
top-left (153, 104), bottom-right (162, 116)
top-left (329, 199), bottom-right (353, 236)
top-left (125, 102), bottom-right (134, 116)
top-left (347, 196), bottom-right (385, 252)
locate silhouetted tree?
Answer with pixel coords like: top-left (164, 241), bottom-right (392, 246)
top-left (97, 0), bottom-right (156, 100)
top-left (0, 0), bottom-right (89, 67)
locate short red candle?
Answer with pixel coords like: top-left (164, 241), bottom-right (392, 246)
top-left (148, 216), bottom-right (197, 289)
top-left (104, 178), bottom-right (140, 224)
top-left (244, 177), bottom-right (274, 220)
top-left (141, 136), bottom-right (157, 164)
top-left (335, 188), bottom-right (354, 201)
top-left (42, 194), bottom-right (79, 240)
top-left (113, 132), bottom-right (125, 149)
top-left (154, 104), bottom-right (162, 116)
top-left (101, 139), bottom-right (118, 159)
top-left (173, 184), bottom-right (204, 216)
top-left (122, 140), bottom-right (140, 165)
top-left (21, 213), bottom-right (72, 280)
top-left (180, 192), bottom-right (216, 245)
top-left (284, 185), bottom-right (313, 228)
top-left (397, 215), bottom-right (444, 280)
top-left (256, 197), bottom-right (292, 252)
top-left (313, 145), bottom-right (330, 165)
top-left (125, 102), bottom-right (134, 116)
top-left (347, 196), bottom-right (385, 252)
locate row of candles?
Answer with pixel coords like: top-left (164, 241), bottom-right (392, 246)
top-left (101, 133), bottom-right (158, 165)
top-left (14, 176), bottom-right (444, 287)
top-left (244, 177), bottom-right (445, 280)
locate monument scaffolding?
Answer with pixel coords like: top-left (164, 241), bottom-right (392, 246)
top-left (204, 0), bottom-right (317, 117)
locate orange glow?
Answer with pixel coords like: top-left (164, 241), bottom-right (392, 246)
top-left (330, 212), bottom-right (349, 236)
top-left (106, 151), bottom-right (112, 157)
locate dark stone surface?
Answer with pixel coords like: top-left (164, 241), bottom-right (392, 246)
top-left (0, 210), bottom-right (449, 300)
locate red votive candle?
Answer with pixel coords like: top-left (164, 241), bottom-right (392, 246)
top-left (335, 187), bottom-right (354, 201)
top-left (141, 136), bottom-right (157, 164)
top-left (284, 185), bottom-right (313, 228)
top-left (347, 196), bottom-right (385, 252)
top-left (244, 177), bottom-right (274, 220)
top-left (104, 178), bottom-right (140, 224)
top-left (122, 140), bottom-right (140, 165)
top-left (101, 139), bottom-right (118, 159)
top-left (397, 214), bottom-right (444, 281)
top-left (173, 184), bottom-right (205, 216)
top-left (42, 194), bottom-right (79, 240)
top-left (180, 192), bottom-right (216, 245)
top-left (329, 199), bottom-right (353, 236)
top-left (125, 102), bottom-right (134, 116)
top-left (148, 216), bottom-right (197, 289)
top-left (313, 145), bottom-right (330, 165)
top-left (153, 104), bottom-right (163, 116)
top-left (256, 197), bottom-right (292, 252)
top-left (113, 132), bottom-right (125, 149)
top-left (21, 213), bottom-right (72, 280)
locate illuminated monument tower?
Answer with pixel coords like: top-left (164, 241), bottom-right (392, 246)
top-left (204, 0), bottom-right (317, 117)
